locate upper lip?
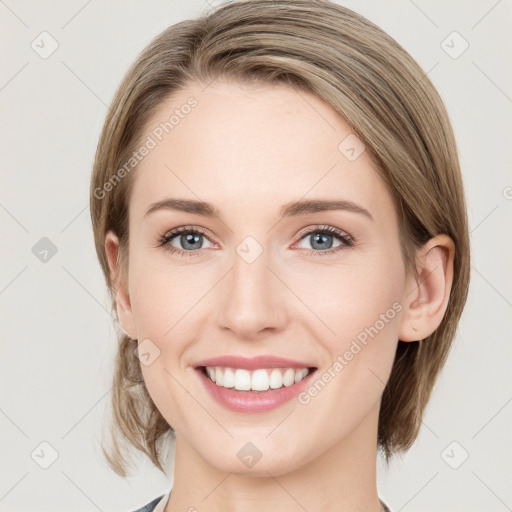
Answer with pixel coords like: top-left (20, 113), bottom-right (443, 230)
top-left (194, 355), bottom-right (316, 370)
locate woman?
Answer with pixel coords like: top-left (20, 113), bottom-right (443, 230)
top-left (89, 1), bottom-right (470, 511)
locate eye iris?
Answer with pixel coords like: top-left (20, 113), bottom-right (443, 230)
top-left (311, 232), bottom-right (333, 250)
top-left (182, 232), bottom-right (202, 250)
top-left (166, 228), bottom-right (346, 254)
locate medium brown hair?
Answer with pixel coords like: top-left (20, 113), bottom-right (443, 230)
top-left (90, 0), bottom-right (470, 476)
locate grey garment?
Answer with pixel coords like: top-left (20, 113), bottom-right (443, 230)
top-left (133, 493), bottom-right (392, 512)
top-left (132, 494), bottom-right (166, 512)
top-left (380, 499), bottom-right (392, 512)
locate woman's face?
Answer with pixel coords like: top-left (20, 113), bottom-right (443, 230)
top-left (113, 80), bottom-right (415, 476)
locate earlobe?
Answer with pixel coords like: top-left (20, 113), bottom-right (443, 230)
top-left (399, 234), bottom-right (455, 342)
top-left (105, 230), bottom-right (136, 339)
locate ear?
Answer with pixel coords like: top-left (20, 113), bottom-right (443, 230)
top-left (105, 230), bottom-right (137, 340)
top-left (398, 234), bottom-right (455, 342)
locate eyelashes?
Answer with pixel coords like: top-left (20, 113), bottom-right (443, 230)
top-left (156, 225), bottom-right (213, 257)
top-left (155, 224), bottom-right (356, 258)
top-left (294, 225), bottom-right (355, 256)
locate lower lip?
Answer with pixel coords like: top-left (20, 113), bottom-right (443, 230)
top-left (195, 367), bottom-right (317, 413)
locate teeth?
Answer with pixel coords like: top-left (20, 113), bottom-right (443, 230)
top-left (283, 368), bottom-right (295, 386)
top-left (269, 368), bottom-right (283, 389)
top-left (204, 366), bottom-right (310, 391)
top-left (223, 368), bottom-right (235, 388)
top-left (235, 369), bottom-right (251, 391)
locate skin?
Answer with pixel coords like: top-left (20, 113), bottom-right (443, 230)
top-left (105, 81), bottom-right (454, 512)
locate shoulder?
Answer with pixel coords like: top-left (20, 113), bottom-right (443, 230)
top-left (131, 494), bottom-right (166, 512)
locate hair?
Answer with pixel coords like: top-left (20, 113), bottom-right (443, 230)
top-left (90, 0), bottom-right (470, 477)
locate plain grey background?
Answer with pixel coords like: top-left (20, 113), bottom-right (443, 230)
top-left (1, 1), bottom-right (511, 511)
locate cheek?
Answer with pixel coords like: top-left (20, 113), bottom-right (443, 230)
top-left (290, 249), bottom-right (405, 375)
top-left (289, 258), bottom-right (404, 433)
top-left (128, 251), bottom-right (201, 340)
top-left (297, 251), bottom-right (403, 330)
top-left (129, 256), bottom-right (199, 432)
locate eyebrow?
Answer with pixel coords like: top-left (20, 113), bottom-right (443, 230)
top-left (144, 198), bottom-right (373, 221)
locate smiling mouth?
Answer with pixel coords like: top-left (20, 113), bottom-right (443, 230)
top-left (198, 365), bottom-right (318, 393)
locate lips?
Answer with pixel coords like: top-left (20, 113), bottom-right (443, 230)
top-left (193, 355), bottom-right (318, 413)
top-left (194, 355), bottom-right (316, 370)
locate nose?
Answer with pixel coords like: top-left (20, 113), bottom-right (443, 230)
top-left (215, 245), bottom-right (289, 339)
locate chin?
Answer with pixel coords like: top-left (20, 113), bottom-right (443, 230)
top-left (196, 437), bottom-right (310, 478)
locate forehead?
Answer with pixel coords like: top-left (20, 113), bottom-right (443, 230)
top-left (129, 80), bottom-right (396, 226)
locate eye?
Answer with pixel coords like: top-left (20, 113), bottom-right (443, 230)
top-left (157, 226), bottom-right (215, 257)
top-left (156, 224), bottom-right (355, 258)
top-left (292, 225), bottom-right (355, 256)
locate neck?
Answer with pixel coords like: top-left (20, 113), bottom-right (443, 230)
top-left (165, 404), bottom-right (383, 512)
